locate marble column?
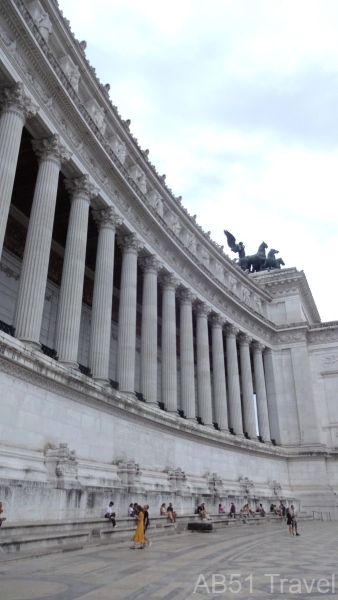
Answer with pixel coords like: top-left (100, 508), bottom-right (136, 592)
top-left (161, 273), bottom-right (179, 413)
top-left (89, 207), bottom-right (122, 383)
top-left (252, 341), bottom-right (271, 442)
top-left (239, 333), bottom-right (257, 439)
top-left (195, 301), bottom-right (213, 427)
top-left (117, 233), bottom-right (142, 394)
top-left (55, 175), bottom-right (99, 367)
top-left (14, 134), bottom-right (71, 346)
top-left (0, 83), bottom-right (38, 257)
top-left (225, 324), bottom-right (243, 436)
top-left (263, 348), bottom-right (282, 445)
top-left (140, 255), bottom-right (161, 405)
top-left (178, 289), bottom-right (196, 421)
top-left (210, 314), bottom-right (228, 431)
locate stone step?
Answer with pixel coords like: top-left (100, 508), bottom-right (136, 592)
top-left (0, 512), bottom-right (312, 556)
top-left (0, 530), bottom-right (90, 554)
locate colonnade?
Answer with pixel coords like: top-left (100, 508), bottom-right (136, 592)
top-left (0, 83), bottom-right (273, 443)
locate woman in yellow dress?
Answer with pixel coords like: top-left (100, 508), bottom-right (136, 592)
top-left (130, 505), bottom-right (145, 549)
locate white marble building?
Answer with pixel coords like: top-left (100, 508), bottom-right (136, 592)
top-left (0, 0), bottom-right (337, 521)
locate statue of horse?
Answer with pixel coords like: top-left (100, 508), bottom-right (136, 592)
top-left (263, 249), bottom-right (285, 271)
top-left (263, 249), bottom-right (279, 270)
top-left (245, 242), bottom-right (268, 272)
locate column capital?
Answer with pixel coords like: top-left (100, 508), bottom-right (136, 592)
top-left (194, 301), bottom-right (211, 317)
top-left (117, 232), bottom-right (144, 254)
top-left (160, 272), bottom-right (180, 291)
top-left (32, 133), bottom-right (72, 167)
top-left (178, 288), bottom-right (195, 305)
top-left (224, 323), bottom-right (239, 337)
top-left (210, 313), bottom-right (225, 328)
top-left (139, 254), bottom-right (162, 274)
top-left (65, 174), bottom-right (99, 202)
top-left (238, 332), bottom-right (252, 346)
top-left (92, 206), bottom-right (123, 231)
top-left (0, 82), bottom-right (38, 122)
top-left (252, 340), bottom-right (266, 353)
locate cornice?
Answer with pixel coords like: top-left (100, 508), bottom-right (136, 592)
top-left (252, 268), bottom-right (321, 324)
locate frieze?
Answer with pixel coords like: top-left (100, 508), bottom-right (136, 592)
top-left (275, 330), bottom-right (307, 343)
top-left (308, 329), bottom-right (338, 344)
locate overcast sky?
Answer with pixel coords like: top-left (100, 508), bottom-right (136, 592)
top-left (58, 0), bottom-right (338, 322)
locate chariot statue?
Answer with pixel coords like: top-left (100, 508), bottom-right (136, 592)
top-left (224, 230), bottom-right (285, 273)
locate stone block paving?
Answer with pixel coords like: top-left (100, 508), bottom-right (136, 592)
top-left (0, 521), bottom-right (337, 599)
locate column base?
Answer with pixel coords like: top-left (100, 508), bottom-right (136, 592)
top-left (119, 390), bottom-right (136, 398)
top-left (58, 359), bottom-right (79, 370)
top-left (205, 423), bottom-right (215, 430)
top-left (144, 401), bottom-right (159, 408)
top-left (92, 377), bottom-right (110, 386)
top-left (19, 339), bottom-right (41, 351)
top-left (186, 417), bottom-right (197, 422)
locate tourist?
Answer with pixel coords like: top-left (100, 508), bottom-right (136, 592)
top-left (167, 502), bottom-right (177, 522)
top-left (280, 502), bottom-right (286, 520)
top-left (286, 506), bottom-right (294, 535)
top-left (255, 503), bottom-right (265, 517)
top-left (290, 505), bottom-right (300, 536)
top-left (198, 503), bottom-right (211, 521)
top-left (0, 502), bottom-right (6, 526)
top-left (130, 505), bottom-right (145, 549)
top-left (143, 504), bottom-right (152, 547)
top-left (160, 503), bottom-right (167, 516)
top-left (218, 503), bottom-right (225, 514)
top-left (229, 502), bottom-right (236, 518)
top-left (128, 503), bottom-right (135, 517)
top-left (240, 504), bottom-right (249, 522)
top-left (104, 501), bottom-right (116, 527)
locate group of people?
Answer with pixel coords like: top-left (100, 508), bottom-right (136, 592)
top-left (218, 502), bottom-right (237, 518)
top-left (160, 503), bottom-right (177, 522)
top-left (286, 505), bottom-right (300, 536)
top-left (217, 500), bottom-right (299, 535)
top-left (270, 502), bottom-right (286, 517)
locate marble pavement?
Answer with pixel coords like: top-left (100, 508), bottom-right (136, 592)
top-left (0, 521), bottom-right (337, 599)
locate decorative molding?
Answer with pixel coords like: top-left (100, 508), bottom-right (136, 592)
top-left (0, 262), bottom-right (20, 281)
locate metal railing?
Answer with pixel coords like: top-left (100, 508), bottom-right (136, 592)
top-left (312, 511), bottom-right (332, 521)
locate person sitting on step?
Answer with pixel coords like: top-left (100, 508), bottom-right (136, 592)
top-left (104, 501), bottom-right (116, 527)
top-left (167, 502), bottom-right (177, 522)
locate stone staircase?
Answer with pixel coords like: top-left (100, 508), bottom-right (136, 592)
top-left (0, 511), bottom-right (313, 557)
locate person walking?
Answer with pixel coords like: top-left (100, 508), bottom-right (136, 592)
top-left (143, 504), bottom-right (152, 547)
top-left (130, 505), bottom-right (146, 549)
